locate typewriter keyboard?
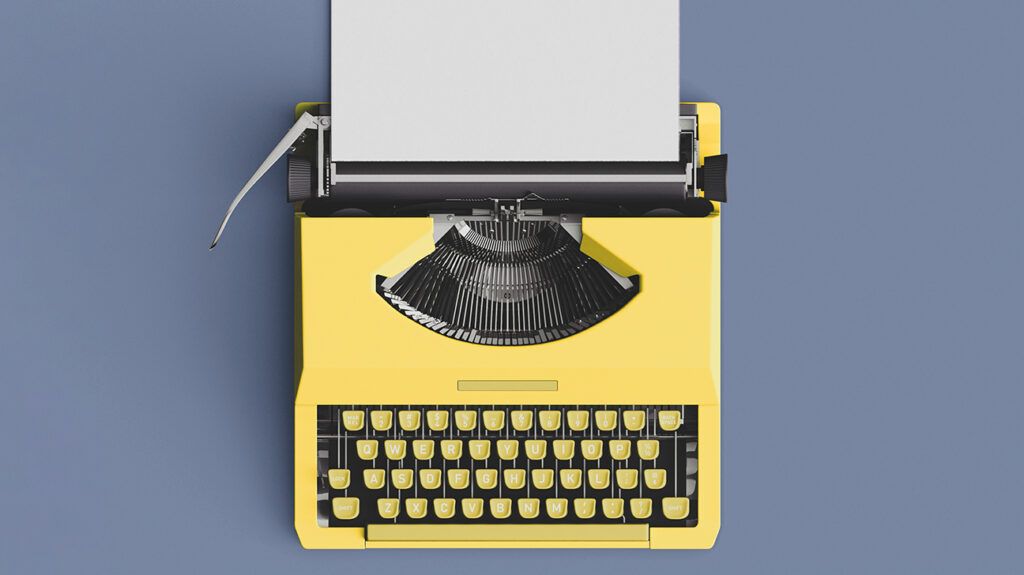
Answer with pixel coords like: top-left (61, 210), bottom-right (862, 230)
top-left (316, 405), bottom-right (698, 531)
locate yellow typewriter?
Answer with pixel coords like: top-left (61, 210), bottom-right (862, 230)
top-left (211, 1), bottom-right (727, 550)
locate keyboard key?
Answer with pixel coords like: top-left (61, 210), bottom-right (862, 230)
top-left (539, 410), bottom-right (561, 431)
top-left (454, 410), bottom-right (477, 431)
top-left (574, 498), bottom-right (596, 519)
top-left (518, 498), bottom-right (540, 519)
top-left (658, 410), bottom-right (681, 431)
top-left (405, 498), bottom-right (427, 519)
top-left (434, 498), bottom-right (456, 519)
top-left (398, 410), bottom-right (421, 431)
top-left (567, 410), bottom-right (589, 431)
top-left (559, 469), bottom-right (582, 489)
top-left (476, 469), bottom-right (498, 490)
top-left (419, 468), bottom-right (442, 490)
top-left (383, 439), bottom-right (406, 460)
top-left (581, 439), bottom-right (602, 460)
top-left (602, 498), bottom-right (624, 519)
top-left (377, 498), bottom-right (399, 519)
top-left (462, 498), bottom-right (484, 519)
top-left (391, 469), bottom-right (414, 490)
top-left (595, 410), bottom-right (617, 431)
top-left (609, 440), bottom-right (631, 460)
top-left (587, 469), bottom-right (610, 489)
top-left (327, 469), bottom-right (350, 490)
top-left (370, 410), bottom-right (393, 431)
top-left (412, 439), bottom-right (434, 460)
top-left (483, 410), bottom-right (505, 431)
top-left (630, 498), bottom-right (652, 519)
top-left (637, 440), bottom-right (659, 460)
top-left (332, 497), bottom-right (359, 520)
top-left (440, 439), bottom-right (463, 460)
top-left (426, 410), bottom-right (449, 431)
top-left (468, 440), bottom-right (491, 460)
top-left (356, 440), bottom-right (378, 460)
top-left (552, 440), bottom-right (574, 460)
top-left (546, 498), bottom-right (568, 519)
top-left (623, 410), bottom-right (646, 431)
top-left (510, 410), bottom-right (533, 431)
top-left (504, 469), bottom-right (526, 490)
top-left (532, 469), bottom-right (554, 489)
top-left (524, 440), bottom-right (547, 460)
top-left (662, 497), bottom-right (690, 520)
top-left (490, 498), bottom-right (512, 519)
top-left (615, 469), bottom-right (638, 489)
top-left (342, 410), bottom-right (364, 431)
top-left (496, 440), bottom-right (519, 460)
top-left (363, 469), bottom-right (386, 489)
top-left (447, 469), bottom-right (470, 490)
top-left (643, 469), bottom-right (667, 489)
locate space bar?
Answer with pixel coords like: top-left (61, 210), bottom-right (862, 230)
top-left (367, 524), bottom-right (649, 542)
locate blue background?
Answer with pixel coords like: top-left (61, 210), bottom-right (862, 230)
top-left (2, 1), bottom-right (1021, 573)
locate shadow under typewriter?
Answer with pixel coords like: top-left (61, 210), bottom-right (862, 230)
top-left (377, 220), bottom-right (639, 345)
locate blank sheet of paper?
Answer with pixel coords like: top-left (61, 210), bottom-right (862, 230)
top-left (330, 0), bottom-right (679, 162)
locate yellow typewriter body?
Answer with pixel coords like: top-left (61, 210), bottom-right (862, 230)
top-left (293, 103), bottom-right (722, 550)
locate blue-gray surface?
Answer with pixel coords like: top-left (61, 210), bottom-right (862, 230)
top-left (2, 1), bottom-right (1021, 573)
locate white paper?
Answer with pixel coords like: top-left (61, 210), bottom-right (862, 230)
top-left (331, 0), bottom-right (679, 162)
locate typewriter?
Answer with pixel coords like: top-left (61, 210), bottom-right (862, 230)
top-left (212, 2), bottom-right (726, 550)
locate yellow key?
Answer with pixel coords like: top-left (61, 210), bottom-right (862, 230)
top-left (454, 410), bottom-right (476, 431)
top-left (434, 498), bottom-right (456, 519)
top-left (510, 410), bottom-right (533, 431)
top-left (370, 410), bottom-right (392, 431)
top-left (327, 469), bottom-right (350, 490)
top-left (609, 440), bottom-right (631, 460)
top-left (539, 410), bottom-right (561, 431)
top-left (552, 440), bottom-right (575, 460)
top-left (342, 410), bottom-right (364, 431)
top-left (377, 498), bottom-right (399, 519)
top-left (363, 469), bottom-right (386, 489)
top-left (567, 410), bottom-right (589, 431)
top-left (490, 498), bottom-right (513, 519)
top-left (662, 497), bottom-right (690, 520)
top-left (405, 498), bottom-right (427, 519)
top-left (468, 440), bottom-right (491, 460)
top-left (503, 469), bottom-right (526, 489)
top-left (461, 498), bottom-right (484, 519)
top-left (623, 410), bottom-right (647, 431)
top-left (595, 410), bottom-right (617, 431)
top-left (356, 440), bottom-right (378, 460)
top-left (644, 469), bottom-right (667, 490)
top-left (559, 469), bottom-right (582, 489)
top-left (426, 410), bottom-right (448, 431)
top-left (391, 469), bottom-right (414, 490)
top-left (637, 440), bottom-right (659, 460)
top-left (524, 440), bottom-right (547, 460)
top-left (587, 469), bottom-right (610, 490)
top-left (574, 498), bottom-right (596, 519)
top-left (398, 410), bottom-right (421, 431)
top-left (546, 498), bottom-right (568, 519)
top-left (447, 468), bottom-right (470, 490)
top-left (531, 469), bottom-right (554, 489)
top-left (475, 469), bottom-right (498, 490)
top-left (496, 440), bottom-right (519, 460)
top-left (383, 439), bottom-right (407, 460)
top-left (440, 439), bottom-right (462, 460)
top-left (482, 410), bottom-right (505, 431)
top-left (658, 410), bottom-right (681, 431)
top-left (615, 469), bottom-right (638, 489)
top-left (412, 440), bottom-right (434, 460)
top-left (419, 468), bottom-right (442, 490)
top-left (581, 440), bottom-right (602, 460)
top-left (331, 497), bottom-right (359, 520)
top-left (630, 498), bottom-right (653, 519)
top-left (518, 498), bottom-right (540, 519)
top-left (602, 498), bottom-right (624, 519)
